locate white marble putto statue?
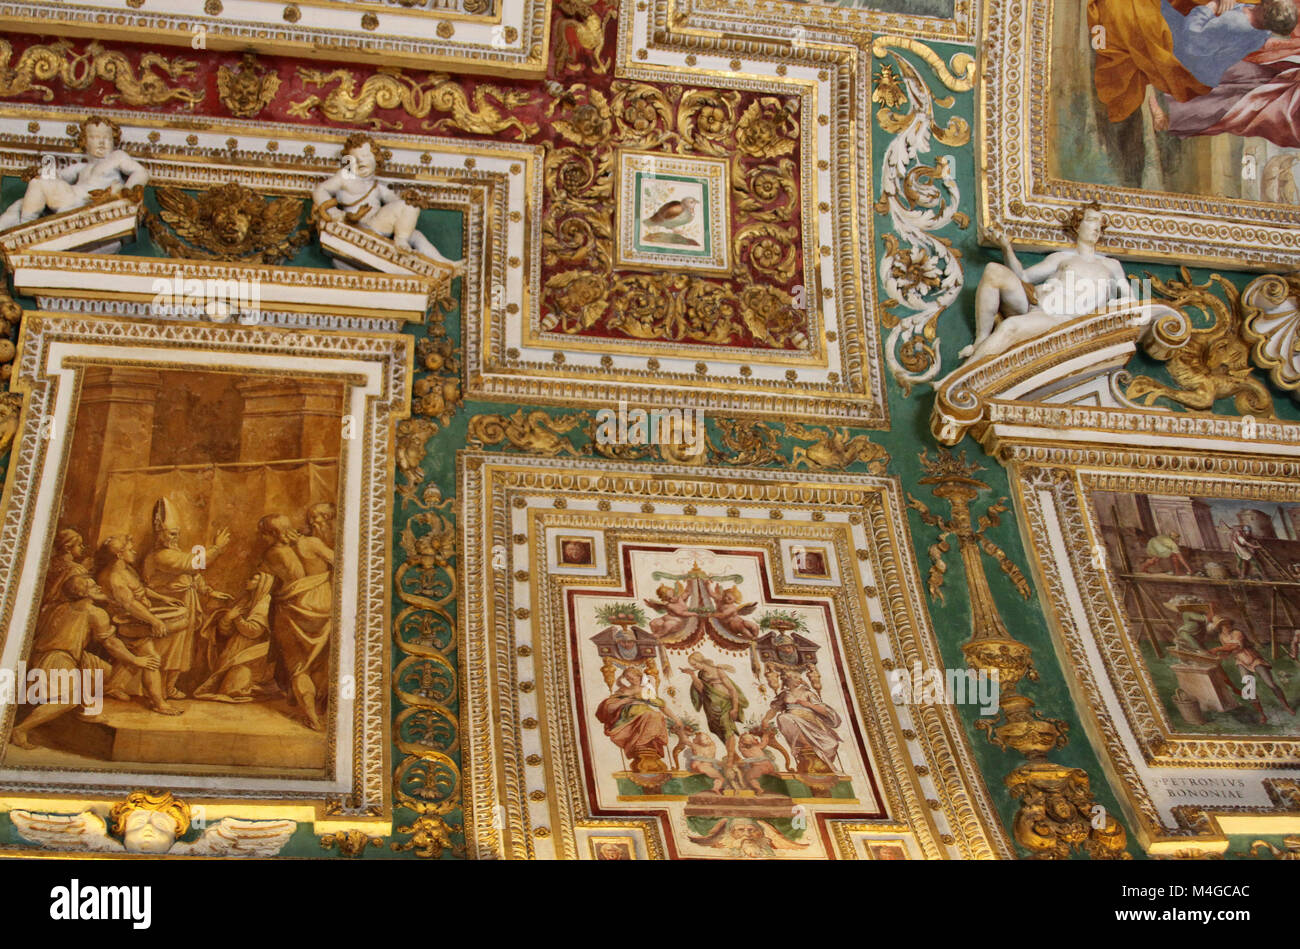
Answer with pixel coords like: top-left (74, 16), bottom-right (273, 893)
top-left (0, 116), bottom-right (148, 232)
top-left (312, 133), bottom-right (461, 270)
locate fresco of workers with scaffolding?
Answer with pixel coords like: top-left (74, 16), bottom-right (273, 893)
top-left (1093, 489), bottom-right (1300, 735)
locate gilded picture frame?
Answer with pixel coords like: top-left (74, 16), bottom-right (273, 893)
top-left (613, 149), bottom-right (731, 276)
top-left (457, 451), bottom-right (1013, 859)
top-left (1012, 457), bottom-right (1300, 853)
top-left (981, 0), bottom-right (1300, 269)
top-left (0, 312), bottom-right (411, 824)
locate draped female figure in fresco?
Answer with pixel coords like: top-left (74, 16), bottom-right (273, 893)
top-left (762, 671), bottom-right (843, 774)
top-left (681, 652), bottom-right (749, 763)
top-left (594, 666), bottom-right (674, 772)
top-left (193, 574), bottom-right (278, 703)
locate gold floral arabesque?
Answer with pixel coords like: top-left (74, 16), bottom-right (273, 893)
top-left (909, 450), bottom-right (1130, 859)
top-left (542, 80), bottom-right (806, 349)
top-left (871, 36), bottom-right (973, 395)
top-left (1126, 270), bottom-right (1273, 417)
top-left (287, 68), bottom-right (540, 138)
top-left (463, 409), bottom-right (892, 473)
top-left (390, 299), bottom-right (463, 854)
top-left (0, 38), bottom-right (203, 108)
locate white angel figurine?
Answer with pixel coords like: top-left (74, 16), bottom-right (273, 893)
top-left (312, 132), bottom-right (462, 269)
top-left (0, 116), bottom-right (148, 232)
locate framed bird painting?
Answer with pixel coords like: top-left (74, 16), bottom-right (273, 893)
top-left (614, 149), bottom-right (731, 275)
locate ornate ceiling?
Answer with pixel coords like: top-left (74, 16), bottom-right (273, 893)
top-left (0, 0), bottom-right (1296, 866)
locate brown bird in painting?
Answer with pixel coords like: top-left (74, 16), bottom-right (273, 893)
top-left (642, 196), bottom-right (699, 235)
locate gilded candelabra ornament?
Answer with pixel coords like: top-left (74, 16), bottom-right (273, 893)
top-left (1126, 270), bottom-right (1273, 416)
top-left (872, 37), bottom-right (973, 394)
top-left (909, 450), bottom-right (1130, 859)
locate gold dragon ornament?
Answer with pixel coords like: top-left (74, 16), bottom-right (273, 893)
top-left (467, 409), bottom-right (585, 456)
top-left (710, 418), bottom-right (783, 467)
top-left (287, 67), bottom-right (538, 138)
top-left (217, 52), bottom-right (281, 117)
top-left (145, 182), bottom-right (308, 264)
top-left (0, 38), bottom-right (203, 107)
top-left (786, 422), bottom-right (890, 472)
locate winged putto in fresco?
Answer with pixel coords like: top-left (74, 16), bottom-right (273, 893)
top-left (642, 562), bottom-right (760, 650)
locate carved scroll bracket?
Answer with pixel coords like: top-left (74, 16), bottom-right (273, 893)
top-left (929, 302), bottom-right (1187, 448)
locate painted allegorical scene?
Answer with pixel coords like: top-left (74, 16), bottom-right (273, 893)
top-left (1092, 489), bottom-right (1300, 736)
top-left (1054, 0), bottom-right (1300, 202)
top-left (570, 546), bottom-right (880, 859)
top-left (4, 366), bottom-right (343, 776)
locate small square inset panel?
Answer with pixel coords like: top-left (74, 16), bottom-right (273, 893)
top-left (864, 838), bottom-right (911, 860)
top-left (780, 539), bottom-right (842, 587)
top-left (615, 149), bottom-right (730, 275)
top-left (588, 835), bottom-right (640, 860)
top-left (556, 534), bottom-right (597, 567)
top-left (793, 545), bottom-right (832, 580)
top-left (545, 527), bottom-right (607, 576)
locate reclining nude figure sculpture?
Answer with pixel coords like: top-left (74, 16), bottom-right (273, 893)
top-left (960, 202), bottom-right (1133, 365)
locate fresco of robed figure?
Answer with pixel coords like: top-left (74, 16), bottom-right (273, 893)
top-left (5, 366), bottom-right (344, 778)
top-left (1054, 0), bottom-right (1300, 203)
